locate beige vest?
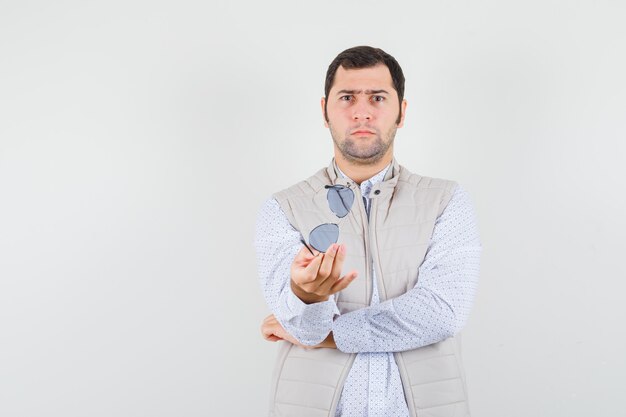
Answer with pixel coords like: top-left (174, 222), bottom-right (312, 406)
top-left (270, 159), bottom-right (470, 417)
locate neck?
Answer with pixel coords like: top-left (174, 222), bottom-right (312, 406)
top-left (334, 148), bottom-right (393, 185)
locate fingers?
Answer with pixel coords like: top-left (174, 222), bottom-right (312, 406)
top-left (329, 270), bottom-right (358, 294)
top-left (301, 253), bottom-right (323, 283)
top-left (314, 244), bottom-right (343, 292)
top-left (261, 315), bottom-right (291, 343)
top-left (327, 243), bottom-right (346, 283)
top-left (301, 243), bottom-right (342, 286)
top-left (260, 314), bottom-right (305, 347)
top-left (317, 267), bottom-right (357, 295)
top-left (291, 254), bottom-right (322, 289)
top-left (317, 244), bottom-right (339, 282)
top-left (294, 243), bottom-right (319, 265)
top-left (291, 243), bottom-right (355, 299)
top-left (261, 314), bottom-right (279, 341)
top-left (313, 243), bottom-right (347, 291)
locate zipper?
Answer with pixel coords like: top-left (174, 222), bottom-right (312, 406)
top-left (329, 181), bottom-right (368, 416)
top-left (350, 182), bottom-right (373, 304)
top-left (369, 188), bottom-right (415, 416)
top-left (368, 194), bottom-right (387, 301)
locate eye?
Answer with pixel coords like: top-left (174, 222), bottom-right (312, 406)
top-left (372, 95), bottom-right (385, 102)
top-left (340, 95), bottom-right (353, 101)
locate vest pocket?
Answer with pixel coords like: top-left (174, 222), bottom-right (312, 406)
top-left (401, 338), bottom-right (469, 415)
top-left (274, 345), bottom-right (354, 416)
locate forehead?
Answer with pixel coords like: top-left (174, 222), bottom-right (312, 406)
top-left (330, 64), bottom-right (395, 93)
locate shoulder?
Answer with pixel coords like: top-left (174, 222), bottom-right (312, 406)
top-left (433, 183), bottom-right (481, 246)
top-left (255, 197), bottom-right (298, 237)
top-left (271, 166), bottom-right (332, 224)
top-left (397, 164), bottom-right (458, 194)
top-left (395, 164), bottom-right (459, 213)
top-left (273, 166), bottom-right (329, 203)
top-left (442, 184), bottom-right (479, 220)
top-left (256, 197), bottom-right (282, 218)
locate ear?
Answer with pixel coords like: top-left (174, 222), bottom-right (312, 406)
top-left (321, 97), bottom-right (329, 128)
top-left (397, 99), bottom-right (408, 128)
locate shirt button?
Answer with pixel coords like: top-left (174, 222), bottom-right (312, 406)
top-left (374, 190), bottom-right (381, 195)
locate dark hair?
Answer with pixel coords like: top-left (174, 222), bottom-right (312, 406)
top-left (324, 46), bottom-right (405, 123)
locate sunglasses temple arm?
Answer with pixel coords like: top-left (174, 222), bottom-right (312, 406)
top-left (300, 238), bottom-right (316, 256)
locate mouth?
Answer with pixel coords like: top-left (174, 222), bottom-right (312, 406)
top-left (351, 129), bottom-right (375, 136)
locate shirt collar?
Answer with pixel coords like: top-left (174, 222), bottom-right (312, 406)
top-left (336, 163), bottom-right (391, 197)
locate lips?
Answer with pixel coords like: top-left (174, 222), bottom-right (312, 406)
top-left (351, 129), bottom-right (375, 135)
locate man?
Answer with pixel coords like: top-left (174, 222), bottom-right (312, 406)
top-left (255, 46), bottom-right (481, 417)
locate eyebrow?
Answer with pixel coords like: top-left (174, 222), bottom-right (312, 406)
top-left (336, 89), bottom-right (390, 96)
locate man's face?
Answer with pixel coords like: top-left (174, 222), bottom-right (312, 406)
top-left (322, 64), bottom-right (407, 165)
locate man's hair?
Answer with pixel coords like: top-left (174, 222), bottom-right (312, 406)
top-left (324, 46), bottom-right (405, 123)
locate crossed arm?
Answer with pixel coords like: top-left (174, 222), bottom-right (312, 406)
top-left (261, 314), bottom-right (337, 349)
top-left (260, 247), bottom-right (480, 353)
top-left (254, 186), bottom-right (481, 353)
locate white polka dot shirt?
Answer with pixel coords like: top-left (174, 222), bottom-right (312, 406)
top-left (255, 165), bottom-right (481, 417)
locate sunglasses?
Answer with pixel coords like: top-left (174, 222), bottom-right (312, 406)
top-left (301, 184), bottom-right (355, 254)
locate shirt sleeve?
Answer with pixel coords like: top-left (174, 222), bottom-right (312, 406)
top-left (332, 185), bottom-right (482, 353)
top-left (254, 198), bottom-right (340, 345)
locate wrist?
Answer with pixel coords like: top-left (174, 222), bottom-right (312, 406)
top-left (290, 279), bottom-right (329, 304)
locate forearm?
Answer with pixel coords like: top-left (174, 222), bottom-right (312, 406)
top-left (332, 185), bottom-right (482, 353)
top-left (333, 245), bottom-right (481, 353)
top-left (332, 287), bottom-right (461, 353)
top-left (274, 284), bottom-right (339, 346)
top-left (256, 198), bottom-right (339, 345)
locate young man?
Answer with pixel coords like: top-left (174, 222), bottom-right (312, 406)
top-left (255, 46), bottom-right (481, 417)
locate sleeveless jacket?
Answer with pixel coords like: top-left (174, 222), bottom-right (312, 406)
top-left (270, 158), bottom-right (470, 417)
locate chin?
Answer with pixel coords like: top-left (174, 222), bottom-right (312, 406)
top-left (345, 152), bottom-right (385, 165)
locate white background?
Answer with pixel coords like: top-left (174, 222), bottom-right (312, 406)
top-left (1, 1), bottom-right (625, 416)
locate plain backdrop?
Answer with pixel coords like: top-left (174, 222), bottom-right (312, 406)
top-left (1, 1), bottom-right (625, 416)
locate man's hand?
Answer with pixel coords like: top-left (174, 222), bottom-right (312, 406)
top-left (291, 243), bottom-right (358, 304)
top-left (261, 314), bottom-right (307, 347)
top-left (261, 314), bottom-right (336, 349)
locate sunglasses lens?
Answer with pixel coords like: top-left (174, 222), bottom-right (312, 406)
top-left (309, 223), bottom-right (339, 253)
top-left (327, 186), bottom-right (354, 218)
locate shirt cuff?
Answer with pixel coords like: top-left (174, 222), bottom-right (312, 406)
top-left (275, 285), bottom-right (340, 346)
top-left (284, 285), bottom-right (340, 320)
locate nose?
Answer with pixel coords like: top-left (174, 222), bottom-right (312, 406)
top-left (352, 101), bottom-right (372, 121)
top-left (352, 111), bottom-right (371, 121)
